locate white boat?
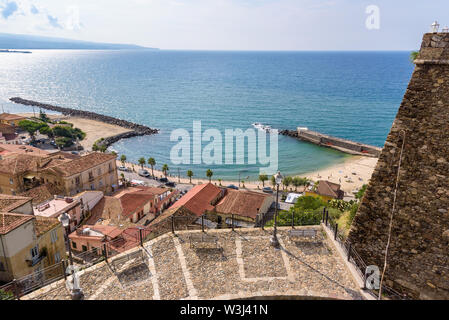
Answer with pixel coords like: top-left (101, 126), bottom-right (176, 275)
top-left (252, 123), bottom-right (277, 133)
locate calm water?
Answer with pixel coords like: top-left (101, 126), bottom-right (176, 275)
top-left (0, 50), bottom-right (413, 180)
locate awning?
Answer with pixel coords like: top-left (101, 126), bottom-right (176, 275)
top-left (24, 174), bottom-right (36, 179)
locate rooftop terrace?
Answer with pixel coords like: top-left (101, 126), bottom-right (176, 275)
top-left (23, 226), bottom-right (363, 300)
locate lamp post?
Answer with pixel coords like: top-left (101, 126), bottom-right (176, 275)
top-left (60, 212), bottom-right (84, 300)
top-left (270, 171), bottom-right (283, 249)
top-left (431, 21), bottom-right (440, 33)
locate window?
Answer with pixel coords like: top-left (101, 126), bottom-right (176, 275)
top-left (30, 245), bottom-right (39, 259)
top-left (0, 261), bottom-right (5, 271)
top-left (99, 180), bottom-right (103, 187)
top-left (51, 230), bottom-right (58, 243)
top-left (9, 178), bottom-right (13, 185)
top-left (97, 168), bottom-right (102, 175)
top-left (72, 242), bottom-right (77, 249)
top-left (82, 245), bottom-right (87, 252)
top-left (54, 252), bottom-right (61, 263)
top-left (75, 176), bottom-right (80, 185)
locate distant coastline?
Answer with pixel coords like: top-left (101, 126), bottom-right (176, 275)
top-left (0, 49), bottom-right (32, 54)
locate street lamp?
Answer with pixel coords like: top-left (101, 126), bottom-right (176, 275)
top-left (270, 171), bottom-right (283, 248)
top-left (60, 212), bottom-right (84, 300)
top-left (431, 21), bottom-right (440, 33)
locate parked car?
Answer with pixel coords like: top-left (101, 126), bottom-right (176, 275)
top-left (262, 187), bottom-right (273, 193)
top-left (165, 182), bottom-right (176, 187)
top-left (118, 166), bottom-right (129, 172)
top-left (138, 169), bottom-right (151, 177)
top-left (159, 177), bottom-right (168, 183)
top-left (227, 184), bottom-right (239, 190)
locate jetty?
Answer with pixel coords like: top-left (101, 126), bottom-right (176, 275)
top-left (10, 97), bottom-right (159, 148)
top-left (280, 127), bottom-right (382, 157)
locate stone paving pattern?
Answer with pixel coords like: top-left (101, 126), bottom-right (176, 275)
top-left (24, 226), bottom-right (362, 300)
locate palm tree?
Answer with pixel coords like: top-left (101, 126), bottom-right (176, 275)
top-left (120, 154), bottom-right (127, 166)
top-left (187, 170), bottom-right (193, 184)
top-left (271, 175), bottom-right (276, 187)
top-left (120, 173), bottom-right (126, 188)
top-left (162, 164), bottom-right (169, 177)
top-left (259, 174), bottom-right (268, 187)
top-left (283, 176), bottom-right (292, 191)
top-left (138, 157), bottom-right (146, 169)
top-left (206, 169), bottom-right (213, 182)
top-left (292, 177), bottom-right (301, 191)
top-left (148, 157), bottom-right (156, 178)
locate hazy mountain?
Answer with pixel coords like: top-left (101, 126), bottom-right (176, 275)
top-left (0, 33), bottom-right (158, 50)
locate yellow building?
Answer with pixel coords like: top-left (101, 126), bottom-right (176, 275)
top-left (0, 212), bottom-right (66, 283)
top-left (0, 151), bottom-right (118, 196)
top-left (0, 113), bottom-right (27, 127)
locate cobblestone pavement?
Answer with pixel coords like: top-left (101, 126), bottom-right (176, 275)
top-left (24, 227), bottom-right (363, 300)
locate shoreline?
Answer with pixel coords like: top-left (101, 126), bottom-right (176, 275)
top-left (8, 110), bottom-right (378, 193)
top-left (10, 97), bottom-right (159, 149)
top-left (116, 155), bottom-right (377, 195)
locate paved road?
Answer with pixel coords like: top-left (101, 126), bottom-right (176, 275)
top-left (118, 169), bottom-right (194, 193)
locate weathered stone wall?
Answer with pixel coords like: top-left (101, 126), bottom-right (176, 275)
top-left (347, 33), bottom-right (449, 299)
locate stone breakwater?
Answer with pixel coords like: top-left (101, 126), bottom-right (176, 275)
top-left (279, 129), bottom-right (381, 158)
top-left (10, 97), bottom-right (159, 148)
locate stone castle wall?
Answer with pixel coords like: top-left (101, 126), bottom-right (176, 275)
top-left (347, 33), bottom-right (449, 299)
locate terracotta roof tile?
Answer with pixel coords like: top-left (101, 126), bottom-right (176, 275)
top-left (19, 183), bottom-right (64, 205)
top-left (169, 183), bottom-right (222, 216)
top-left (0, 194), bottom-right (32, 212)
top-left (316, 180), bottom-right (344, 199)
top-left (215, 190), bottom-right (272, 219)
top-left (34, 216), bottom-right (60, 237)
top-left (46, 152), bottom-right (116, 177)
top-left (0, 212), bottom-right (34, 234)
top-left (0, 113), bottom-right (26, 121)
top-left (119, 192), bottom-right (155, 218)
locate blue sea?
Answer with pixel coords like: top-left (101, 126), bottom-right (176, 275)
top-left (0, 50), bottom-right (413, 180)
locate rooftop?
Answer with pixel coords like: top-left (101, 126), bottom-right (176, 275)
top-left (0, 113), bottom-right (26, 121)
top-left (0, 194), bottom-right (32, 212)
top-left (215, 189), bottom-right (273, 219)
top-left (0, 211), bottom-right (34, 235)
top-left (33, 197), bottom-right (79, 218)
top-left (0, 143), bottom-right (50, 157)
top-left (169, 183), bottom-right (222, 216)
top-left (20, 183), bottom-right (64, 205)
top-left (45, 152), bottom-right (116, 177)
top-left (315, 180), bottom-right (344, 199)
top-left (34, 216), bottom-right (61, 237)
top-left (24, 226), bottom-right (363, 300)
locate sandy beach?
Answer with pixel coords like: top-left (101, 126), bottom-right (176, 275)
top-left (16, 113), bottom-right (133, 151)
top-left (117, 155), bottom-right (378, 195)
top-left (15, 112), bottom-right (377, 195)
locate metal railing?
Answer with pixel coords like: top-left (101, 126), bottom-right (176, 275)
top-left (321, 208), bottom-right (410, 300)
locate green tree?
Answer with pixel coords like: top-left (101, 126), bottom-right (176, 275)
top-left (18, 120), bottom-right (49, 141)
top-left (39, 110), bottom-right (50, 122)
top-left (138, 157), bottom-right (146, 169)
top-left (410, 51), bottom-right (419, 63)
top-left (187, 170), bottom-right (193, 184)
top-left (283, 176), bottom-right (292, 191)
top-left (148, 157), bottom-right (156, 178)
top-left (162, 164), bottom-right (169, 177)
top-left (206, 169), bottom-right (213, 182)
top-left (271, 175), bottom-right (276, 187)
top-left (356, 184), bottom-right (368, 200)
top-left (55, 137), bottom-right (73, 149)
top-left (259, 174), bottom-right (268, 187)
top-left (0, 288), bottom-right (14, 300)
top-left (120, 154), bottom-right (127, 166)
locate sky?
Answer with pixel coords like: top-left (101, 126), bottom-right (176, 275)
top-left (0, 0), bottom-right (448, 50)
